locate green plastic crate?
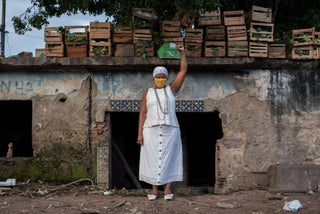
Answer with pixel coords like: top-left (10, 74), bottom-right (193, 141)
top-left (157, 43), bottom-right (180, 59)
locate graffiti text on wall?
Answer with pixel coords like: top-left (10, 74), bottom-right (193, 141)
top-left (1, 81), bottom-right (34, 95)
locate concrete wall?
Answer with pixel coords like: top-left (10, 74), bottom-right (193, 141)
top-left (0, 58), bottom-right (319, 193)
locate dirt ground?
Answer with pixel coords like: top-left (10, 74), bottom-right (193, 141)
top-left (0, 181), bottom-right (320, 214)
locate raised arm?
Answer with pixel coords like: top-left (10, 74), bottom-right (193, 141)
top-left (170, 45), bottom-right (187, 96)
top-left (137, 89), bottom-right (148, 145)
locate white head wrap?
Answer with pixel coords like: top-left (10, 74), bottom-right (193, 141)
top-left (153, 66), bottom-right (168, 78)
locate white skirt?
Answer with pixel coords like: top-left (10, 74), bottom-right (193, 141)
top-left (139, 125), bottom-right (183, 185)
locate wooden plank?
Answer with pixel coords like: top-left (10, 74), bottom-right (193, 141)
top-left (90, 22), bottom-right (111, 28)
top-left (66, 44), bottom-right (87, 57)
top-left (113, 37), bottom-right (133, 43)
top-left (204, 41), bottom-right (226, 57)
top-left (164, 37), bottom-right (184, 43)
top-left (185, 29), bottom-right (203, 40)
top-left (114, 44), bottom-right (135, 57)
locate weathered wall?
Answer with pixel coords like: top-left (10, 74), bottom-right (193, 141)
top-left (0, 58), bottom-right (319, 193)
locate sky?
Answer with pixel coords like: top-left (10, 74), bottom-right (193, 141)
top-left (1, 0), bottom-right (109, 57)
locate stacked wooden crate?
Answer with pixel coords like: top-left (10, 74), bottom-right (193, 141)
top-left (160, 21), bottom-right (183, 44)
top-left (224, 10), bottom-right (248, 57)
top-left (289, 28), bottom-right (317, 59)
top-left (185, 29), bottom-right (203, 57)
top-left (134, 29), bottom-right (154, 57)
top-left (246, 5), bottom-right (275, 58)
top-left (198, 7), bottom-right (226, 57)
top-left (89, 22), bottom-right (111, 57)
top-left (315, 31), bottom-right (320, 59)
top-left (113, 27), bottom-right (134, 56)
top-left (132, 8), bottom-right (157, 30)
top-left (65, 26), bottom-right (88, 57)
top-left (44, 27), bottom-right (64, 57)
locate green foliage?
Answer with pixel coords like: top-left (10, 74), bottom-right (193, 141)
top-left (65, 32), bottom-right (86, 46)
top-left (93, 46), bottom-right (109, 56)
top-left (211, 46), bottom-right (221, 55)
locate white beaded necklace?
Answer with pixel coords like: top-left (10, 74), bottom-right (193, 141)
top-left (154, 86), bottom-right (170, 120)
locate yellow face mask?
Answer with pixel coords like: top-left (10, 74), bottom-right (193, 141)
top-left (154, 78), bottom-right (167, 88)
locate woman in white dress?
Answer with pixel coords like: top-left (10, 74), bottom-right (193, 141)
top-left (137, 45), bottom-right (187, 201)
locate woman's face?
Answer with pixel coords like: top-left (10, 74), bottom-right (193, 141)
top-left (154, 73), bottom-right (168, 88)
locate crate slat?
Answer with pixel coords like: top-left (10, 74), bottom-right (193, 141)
top-left (164, 37), bottom-right (184, 43)
top-left (45, 41), bottom-right (64, 57)
top-left (249, 42), bottom-right (268, 58)
top-left (204, 41), bottom-right (226, 57)
top-left (224, 10), bottom-right (245, 26)
top-left (268, 44), bottom-right (286, 59)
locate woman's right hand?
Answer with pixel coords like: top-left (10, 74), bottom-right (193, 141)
top-left (137, 135), bottom-right (144, 145)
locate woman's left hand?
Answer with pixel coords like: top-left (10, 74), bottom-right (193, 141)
top-left (176, 44), bottom-right (184, 52)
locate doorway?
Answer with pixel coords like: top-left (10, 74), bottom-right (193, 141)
top-left (110, 111), bottom-right (223, 189)
top-left (0, 100), bottom-right (33, 157)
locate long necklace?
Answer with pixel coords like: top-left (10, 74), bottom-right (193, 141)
top-left (154, 86), bottom-right (169, 120)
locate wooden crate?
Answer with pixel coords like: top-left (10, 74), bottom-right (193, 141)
top-left (89, 22), bottom-right (111, 40)
top-left (134, 29), bottom-right (152, 42)
top-left (204, 41), bottom-right (226, 57)
top-left (268, 44), bottom-right (286, 59)
top-left (135, 41), bottom-right (154, 57)
top-left (44, 27), bottom-right (63, 42)
top-left (246, 5), bottom-right (272, 23)
top-left (223, 11), bottom-right (245, 26)
top-left (292, 28), bottom-right (315, 47)
top-left (65, 44), bottom-right (87, 57)
top-left (114, 44), bottom-right (135, 57)
top-left (185, 42), bottom-right (202, 57)
top-left (65, 26), bottom-right (89, 46)
top-left (185, 29), bottom-right (203, 43)
top-left (132, 8), bottom-right (157, 29)
top-left (227, 25), bottom-right (247, 41)
top-left (249, 22), bottom-right (274, 42)
top-left (45, 41), bottom-right (64, 57)
top-left (249, 42), bottom-right (268, 58)
top-left (289, 45), bottom-right (314, 60)
top-left (205, 25), bottom-right (225, 41)
top-left (113, 27), bottom-right (133, 43)
top-left (314, 47), bottom-right (320, 59)
top-left (227, 40), bottom-right (248, 57)
top-left (160, 21), bottom-right (181, 37)
top-left (89, 40), bottom-right (111, 57)
top-left (198, 7), bottom-right (221, 26)
top-left (315, 32), bottom-right (320, 46)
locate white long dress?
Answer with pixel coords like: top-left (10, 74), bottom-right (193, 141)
top-left (139, 86), bottom-right (183, 185)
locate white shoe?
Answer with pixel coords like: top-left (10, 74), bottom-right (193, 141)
top-left (147, 194), bottom-right (158, 201)
top-left (164, 194), bottom-right (173, 201)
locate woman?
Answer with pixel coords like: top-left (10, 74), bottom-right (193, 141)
top-left (137, 45), bottom-right (187, 201)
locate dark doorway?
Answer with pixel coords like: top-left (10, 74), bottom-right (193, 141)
top-left (110, 111), bottom-right (223, 189)
top-left (0, 100), bottom-right (33, 157)
top-left (177, 111), bottom-right (223, 186)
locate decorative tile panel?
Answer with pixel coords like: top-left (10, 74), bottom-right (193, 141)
top-left (110, 99), bottom-right (204, 112)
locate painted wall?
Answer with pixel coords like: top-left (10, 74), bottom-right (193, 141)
top-left (0, 66), bottom-right (320, 192)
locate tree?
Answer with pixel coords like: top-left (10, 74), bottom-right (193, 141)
top-left (12, 0), bottom-right (222, 35)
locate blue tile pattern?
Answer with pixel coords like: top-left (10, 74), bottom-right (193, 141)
top-left (110, 99), bottom-right (204, 112)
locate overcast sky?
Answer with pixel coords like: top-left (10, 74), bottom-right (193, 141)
top-left (2, 0), bottom-right (108, 57)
